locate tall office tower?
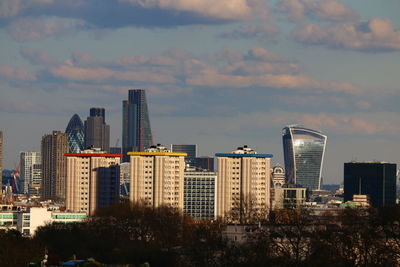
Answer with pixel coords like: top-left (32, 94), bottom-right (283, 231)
top-left (20, 152), bottom-right (41, 194)
top-left (41, 131), bottom-right (68, 201)
top-left (129, 144), bottom-right (186, 209)
top-left (194, 156), bottom-right (215, 172)
top-left (122, 89), bottom-right (153, 162)
top-left (84, 107), bottom-right (110, 152)
top-left (65, 149), bottom-right (121, 215)
top-left (282, 126), bottom-right (327, 191)
top-left (184, 167), bottom-right (217, 220)
top-left (90, 108), bottom-right (105, 121)
top-left (271, 164), bottom-right (285, 188)
top-left (171, 144), bottom-right (196, 167)
top-left (215, 145), bottom-right (272, 223)
top-left (0, 131), bottom-right (3, 191)
top-left (65, 114), bottom-right (85, 153)
top-left (344, 162), bottom-right (396, 208)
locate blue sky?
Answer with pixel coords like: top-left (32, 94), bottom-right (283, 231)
top-left (1, 0), bottom-right (400, 184)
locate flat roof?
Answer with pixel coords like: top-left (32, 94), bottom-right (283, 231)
top-left (64, 153), bottom-right (123, 157)
top-left (215, 153), bottom-right (273, 158)
top-left (128, 152), bottom-right (187, 157)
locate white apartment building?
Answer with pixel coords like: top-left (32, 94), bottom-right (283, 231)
top-left (129, 144), bottom-right (186, 209)
top-left (215, 145), bottom-right (272, 223)
top-left (20, 151), bottom-right (41, 194)
top-left (65, 149), bottom-right (121, 215)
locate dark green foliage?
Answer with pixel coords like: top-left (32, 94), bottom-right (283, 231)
top-left (2, 204), bottom-right (400, 266)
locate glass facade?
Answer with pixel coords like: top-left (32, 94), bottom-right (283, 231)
top-left (184, 171), bottom-right (216, 220)
top-left (172, 144), bottom-right (197, 166)
top-left (65, 114), bottom-right (85, 153)
top-left (282, 126), bottom-right (327, 191)
top-left (344, 162), bottom-right (396, 207)
top-left (122, 89), bottom-right (153, 162)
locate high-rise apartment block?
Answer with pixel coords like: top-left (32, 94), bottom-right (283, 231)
top-left (20, 152), bottom-right (41, 194)
top-left (215, 146), bottom-right (272, 223)
top-left (41, 131), bottom-right (68, 201)
top-left (172, 144), bottom-right (197, 166)
top-left (0, 131), bottom-right (3, 191)
top-left (65, 149), bottom-right (121, 215)
top-left (84, 108), bottom-right (110, 152)
top-left (282, 126), bottom-right (327, 191)
top-left (122, 89), bottom-right (153, 162)
top-left (129, 144), bottom-right (185, 209)
top-left (344, 162), bottom-right (396, 208)
top-left (65, 114), bottom-right (85, 153)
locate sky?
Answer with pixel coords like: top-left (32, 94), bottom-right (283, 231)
top-left (1, 0), bottom-right (400, 184)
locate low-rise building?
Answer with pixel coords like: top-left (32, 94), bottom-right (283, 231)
top-left (273, 185), bottom-right (307, 209)
top-left (1, 205), bottom-right (86, 236)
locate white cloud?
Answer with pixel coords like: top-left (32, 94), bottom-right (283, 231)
top-left (277, 0), bottom-right (358, 22)
top-left (8, 17), bottom-right (86, 42)
top-left (292, 18), bottom-right (400, 52)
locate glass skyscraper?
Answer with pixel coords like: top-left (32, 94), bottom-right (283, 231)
top-left (122, 89), bottom-right (153, 162)
top-left (344, 162), bottom-right (396, 208)
top-left (65, 114), bottom-right (85, 153)
top-left (282, 126), bottom-right (327, 191)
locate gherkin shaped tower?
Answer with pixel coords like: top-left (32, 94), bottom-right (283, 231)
top-left (65, 114), bottom-right (85, 153)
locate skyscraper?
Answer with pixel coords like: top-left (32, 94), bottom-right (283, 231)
top-left (0, 131), bottom-right (3, 191)
top-left (122, 89), bottom-right (153, 162)
top-left (282, 126), bottom-right (327, 191)
top-left (215, 145), bottom-right (272, 223)
top-left (41, 131), bottom-right (68, 201)
top-left (84, 108), bottom-right (110, 152)
top-left (344, 162), bottom-right (396, 208)
top-left (129, 144), bottom-right (185, 209)
top-left (65, 114), bottom-right (85, 153)
top-left (172, 144), bottom-right (197, 166)
top-left (20, 152), bottom-right (41, 194)
top-left (65, 149), bottom-right (121, 215)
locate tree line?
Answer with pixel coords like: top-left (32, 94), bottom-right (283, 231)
top-left (1, 202), bottom-right (400, 266)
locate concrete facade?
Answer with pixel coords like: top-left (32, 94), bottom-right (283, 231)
top-left (41, 131), bottom-right (68, 201)
top-left (215, 146), bottom-right (272, 223)
top-left (129, 144), bottom-right (186, 209)
top-left (65, 149), bottom-right (121, 215)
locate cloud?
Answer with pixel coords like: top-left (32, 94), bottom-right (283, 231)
top-left (0, 0), bottom-right (23, 18)
top-left (0, 0), bottom-right (270, 32)
top-left (277, 0), bottom-right (358, 22)
top-left (292, 18), bottom-right (400, 52)
top-left (272, 112), bottom-right (400, 136)
top-left (0, 65), bottom-right (36, 81)
top-left (8, 16), bottom-right (87, 42)
top-left (49, 64), bottom-right (176, 84)
top-left (20, 46), bottom-right (56, 65)
top-left (219, 24), bottom-right (280, 41)
top-left (121, 0), bottom-right (254, 20)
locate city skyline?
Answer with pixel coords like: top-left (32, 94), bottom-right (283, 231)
top-left (1, 1), bottom-right (400, 184)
